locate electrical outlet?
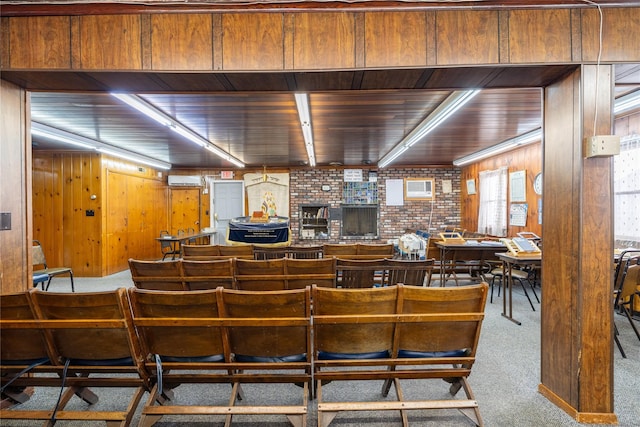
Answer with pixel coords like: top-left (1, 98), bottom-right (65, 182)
top-left (584, 135), bottom-right (620, 158)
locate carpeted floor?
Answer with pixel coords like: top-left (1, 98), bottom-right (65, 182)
top-left (4, 271), bottom-right (639, 427)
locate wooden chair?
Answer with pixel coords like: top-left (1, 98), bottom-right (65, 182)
top-left (234, 258), bottom-right (287, 290)
top-left (129, 258), bottom-right (186, 291)
top-left (220, 287), bottom-right (312, 426)
top-left (1, 289), bottom-right (148, 427)
top-left (312, 283), bottom-right (488, 427)
top-left (284, 257), bottom-right (337, 289)
top-left (289, 245), bottom-right (323, 259)
top-left (181, 259), bottom-right (235, 290)
top-left (385, 258), bottom-right (435, 287)
top-left (253, 246), bottom-right (290, 260)
top-left (32, 240), bottom-right (74, 291)
top-left (219, 244), bottom-right (254, 259)
top-left (129, 287), bottom-right (311, 427)
top-left (322, 243), bottom-right (358, 258)
top-left (335, 258), bottom-right (388, 288)
top-left (356, 243), bottom-right (395, 259)
top-left (181, 244), bottom-right (221, 260)
top-left (1, 292), bottom-right (51, 409)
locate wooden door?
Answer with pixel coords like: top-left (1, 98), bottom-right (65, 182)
top-left (170, 188), bottom-right (201, 235)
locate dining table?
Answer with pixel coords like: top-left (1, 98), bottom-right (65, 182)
top-left (156, 230), bottom-right (217, 259)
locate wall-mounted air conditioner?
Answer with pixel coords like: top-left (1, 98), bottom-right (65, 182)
top-left (167, 175), bottom-right (203, 187)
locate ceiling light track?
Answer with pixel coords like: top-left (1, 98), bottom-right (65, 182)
top-left (378, 89), bottom-right (481, 168)
top-left (294, 93), bottom-right (316, 167)
top-left (111, 93), bottom-right (245, 168)
top-left (31, 122), bottom-right (172, 170)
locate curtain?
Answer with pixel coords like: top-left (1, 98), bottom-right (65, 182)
top-left (614, 134), bottom-right (640, 247)
top-left (477, 166), bottom-right (508, 237)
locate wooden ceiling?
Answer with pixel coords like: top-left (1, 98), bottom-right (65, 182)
top-left (7, 63), bottom-right (638, 169)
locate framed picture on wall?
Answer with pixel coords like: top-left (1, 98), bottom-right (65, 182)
top-left (466, 179), bottom-right (476, 195)
top-left (404, 178), bottom-right (434, 200)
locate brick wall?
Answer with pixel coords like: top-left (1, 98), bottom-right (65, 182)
top-left (290, 167), bottom-right (461, 244)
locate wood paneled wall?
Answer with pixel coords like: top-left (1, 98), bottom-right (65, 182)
top-left (2, 8), bottom-right (640, 71)
top-left (460, 143), bottom-right (542, 238)
top-left (32, 152), bottom-right (168, 277)
top-left (0, 80), bottom-right (31, 294)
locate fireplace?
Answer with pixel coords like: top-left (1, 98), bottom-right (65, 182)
top-left (340, 205), bottom-right (378, 239)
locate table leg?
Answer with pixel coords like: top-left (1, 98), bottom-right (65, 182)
top-left (501, 260), bottom-right (521, 325)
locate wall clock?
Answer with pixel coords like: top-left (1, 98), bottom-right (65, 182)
top-left (534, 173), bottom-right (543, 195)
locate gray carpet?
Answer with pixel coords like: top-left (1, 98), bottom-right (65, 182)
top-left (3, 272), bottom-right (639, 427)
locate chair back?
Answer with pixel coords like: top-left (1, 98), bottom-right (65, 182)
top-left (386, 258), bottom-right (434, 287)
top-left (29, 288), bottom-right (141, 363)
top-left (335, 258), bottom-right (388, 288)
top-left (289, 245), bottom-right (323, 259)
top-left (312, 285), bottom-right (398, 355)
top-left (234, 258), bottom-right (286, 290)
top-left (0, 292), bottom-right (50, 363)
top-left (285, 258), bottom-right (337, 289)
top-left (32, 240), bottom-right (48, 268)
top-left (617, 260), bottom-right (640, 302)
top-left (182, 244), bottom-right (221, 259)
top-left (219, 244), bottom-right (254, 258)
top-left (129, 259), bottom-right (185, 291)
top-left (357, 243), bottom-right (395, 258)
top-left (221, 288), bottom-right (311, 361)
top-left (181, 259), bottom-right (235, 290)
top-left (396, 283), bottom-right (488, 357)
top-left (323, 243), bottom-right (358, 258)
top-left (128, 288), bottom-right (225, 360)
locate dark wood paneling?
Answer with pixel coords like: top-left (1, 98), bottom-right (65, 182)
top-left (150, 14), bottom-right (213, 71)
top-left (223, 13), bottom-right (284, 70)
top-left (78, 15), bottom-right (142, 69)
top-left (582, 8), bottom-right (640, 62)
top-left (364, 12), bottom-right (427, 68)
top-left (541, 69), bottom-right (580, 410)
top-left (293, 12), bottom-right (356, 70)
top-left (436, 10), bottom-right (499, 65)
top-left (8, 16), bottom-right (71, 69)
top-left (508, 9), bottom-right (572, 63)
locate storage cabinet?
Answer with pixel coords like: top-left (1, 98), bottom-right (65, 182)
top-left (300, 205), bottom-right (329, 239)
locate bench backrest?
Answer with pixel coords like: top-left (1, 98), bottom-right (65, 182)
top-left (128, 288), bottom-right (225, 360)
top-left (181, 259), bottom-right (235, 290)
top-left (129, 259), bottom-right (185, 291)
top-left (0, 292), bottom-right (50, 363)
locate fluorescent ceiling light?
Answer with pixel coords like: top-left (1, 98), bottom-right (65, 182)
top-left (453, 89), bottom-right (638, 167)
top-left (111, 93), bottom-right (245, 168)
top-left (453, 128), bottom-right (542, 167)
top-left (378, 90), bottom-right (481, 168)
top-left (614, 90), bottom-right (640, 115)
top-left (31, 122), bottom-right (172, 170)
top-left (294, 93), bottom-right (316, 167)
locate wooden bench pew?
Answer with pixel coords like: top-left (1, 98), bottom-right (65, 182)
top-left (312, 283), bottom-right (488, 427)
top-left (128, 287), bottom-right (312, 427)
top-left (181, 258), bottom-right (235, 290)
top-left (235, 258), bottom-right (336, 290)
top-left (0, 289), bottom-right (148, 427)
top-left (129, 258), bottom-right (186, 291)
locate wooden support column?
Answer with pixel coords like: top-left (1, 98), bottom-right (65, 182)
top-left (539, 65), bottom-right (616, 424)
